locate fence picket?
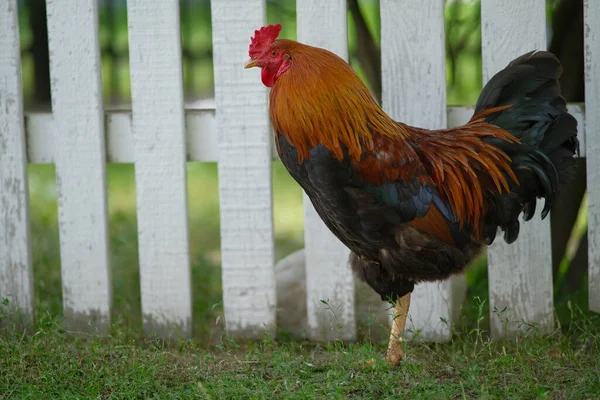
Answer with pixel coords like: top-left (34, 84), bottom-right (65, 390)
top-left (296, 0), bottom-right (356, 342)
top-left (585, 0), bottom-right (600, 313)
top-left (46, 0), bottom-right (111, 332)
top-left (380, 0), bottom-right (464, 341)
top-left (127, 0), bottom-right (193, 338)
top-left (0, 0), bottom-right (34, 327)
top-left (481, 0), bottom-right (554, 337)
top-left (211, 0), bottom-right (277, 337)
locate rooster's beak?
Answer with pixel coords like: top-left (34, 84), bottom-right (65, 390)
top-left (244, 58), bottom-right (258, 69)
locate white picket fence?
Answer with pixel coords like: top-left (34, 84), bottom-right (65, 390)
top-left (0, 0), bottom-right (598, 342)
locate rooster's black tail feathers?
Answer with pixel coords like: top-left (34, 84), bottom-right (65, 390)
top-left (475, 50), bottom-right (579, 244)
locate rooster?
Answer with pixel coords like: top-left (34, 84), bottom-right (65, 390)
top-left (245, 24), bottom-right (578, 366)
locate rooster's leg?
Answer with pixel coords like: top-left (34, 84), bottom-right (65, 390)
top-left (385, 293), bottom-right (411, 366)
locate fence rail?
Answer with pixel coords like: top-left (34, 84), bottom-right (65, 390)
top-left (1, 0), bottom-right (598, 341)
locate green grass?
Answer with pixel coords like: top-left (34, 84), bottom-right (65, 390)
top-left (2, 300), bottom-right (599, 398)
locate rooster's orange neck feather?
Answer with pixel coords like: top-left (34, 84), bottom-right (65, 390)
top-left (269, 41), bottom-right (409, 163)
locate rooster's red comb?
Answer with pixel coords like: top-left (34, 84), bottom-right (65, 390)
top-left (249, 24), bottom-right (282, 58)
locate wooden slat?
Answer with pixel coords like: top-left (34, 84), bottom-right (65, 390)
top-left (380, 0), bottom-right (464, 341)
top-left (127, 0), bottom-right (192, 338)
top-left (23, 104), bottom-right (586, 165)
top-left (297, 0), bottom-right (356, 342)
top-left (25, 113), bottom-right (55, 164)
top-left (211, 0), bottom-right (276, 337)
top-left (46, 0), bottom-right (111, 332)
top-left (0, 0), bottom-right (34, 327)
top-left (185, 110), bottom-right (219, 163)
top-left (481, 0), bottom-right (554, 337)
top-left (584, 0), bottom-right (600, 313)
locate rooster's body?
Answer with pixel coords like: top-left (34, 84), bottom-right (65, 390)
top-left (245, 24), bottom-right (579, 365)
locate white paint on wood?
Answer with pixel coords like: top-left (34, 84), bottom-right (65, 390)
top-left (127, 0), bottom-right (192, 337)
top-left (0, 0), bottom-right (34, 326)
top-left (25, 113), bottom-right (54, 164)
top-left (380, 0), bottom-right (464, 342)
top-left (481, 0), bottom-right (554, 336)
top-left (584, 0), bottom-right (600, 313)
top-left (46, 0), bottom-right (111, 332)
top-left (297, 0), bottom-right (356, 342)
top-left (381, 0), bottom-right (446, 123)
top-left (105, 111), bottom-right (134, 164)
top-left (211, 0), bottom-right (276, 337)
top-left (186, 110), bottom-right (218, 163)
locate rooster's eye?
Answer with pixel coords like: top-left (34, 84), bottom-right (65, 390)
top-left (271, 50), bottom-right (277, 56)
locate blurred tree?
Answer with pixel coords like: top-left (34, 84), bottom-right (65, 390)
top-left (348, 0), bottom-right (381, 103)
top-left (27, 0), bottom-right (51, 107)
top-left (547, 0), bottom-right (587, 297)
